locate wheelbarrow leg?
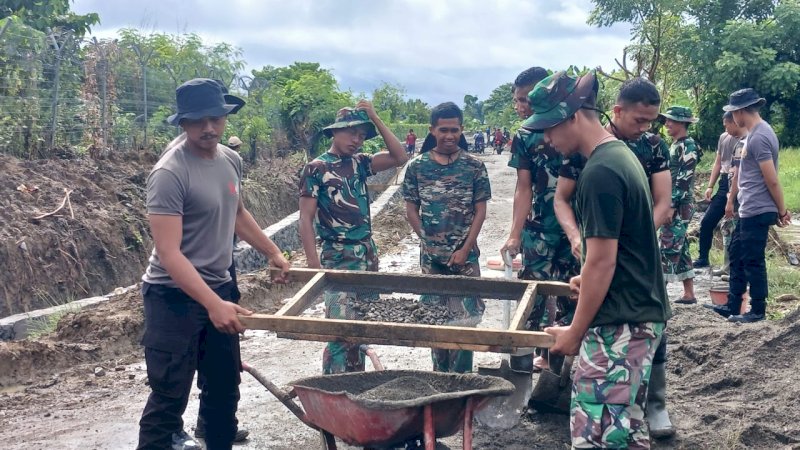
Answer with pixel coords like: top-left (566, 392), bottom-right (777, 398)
top-left (319, 430), bottom-right (337, 450)
top-left (463, 397), bottom-right (474, 450)
top-left (423, 404), bottom-right (435, 450)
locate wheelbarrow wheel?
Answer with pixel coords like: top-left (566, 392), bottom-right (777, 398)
top-left (319, 430), bottom-right (337, 449)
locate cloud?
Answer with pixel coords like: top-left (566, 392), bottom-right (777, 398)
top-left (72, 0), bottom-right (631, 104)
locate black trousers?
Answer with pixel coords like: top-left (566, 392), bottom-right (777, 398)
top-left (137, 281), bottom-right (241, 450)
top-left (697, 175), bottom-right (728, 261)
top-left (727, 212), bottom-right (777, 313)
top-left (653, 330), bottom-right (667, 365)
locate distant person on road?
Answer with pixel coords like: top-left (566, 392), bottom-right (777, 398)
top-left (659, 106), bottom-right (700, 304)
top-left (711, 89), bottom-right (791, 323)
top-left (473, 129), bottom-right (485, 153)
top-left (501, 66), bottom-right (580, 373)
top-left (555, 77), bottom-right (677, 440)
top-left (137, 78), bottom-right (290, 450)
top-left (695, 111), bottom-right (743, 275)
top-left (530, 70), bottom-right (670, 450)
top-left (299, 100), bottom-right (408, 374)
top-left (403, 102), bottom-right (491, 373)
top-left (405, 128), bottom-right (417, 156)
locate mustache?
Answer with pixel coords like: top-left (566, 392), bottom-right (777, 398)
top-left (200, 134), bottom-right (218, 140)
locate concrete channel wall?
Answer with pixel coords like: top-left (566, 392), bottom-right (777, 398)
top-left (0, 164), bottom-right (408, 341)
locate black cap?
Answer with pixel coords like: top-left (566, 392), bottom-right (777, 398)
top-left (167, 78), bottom-right (245, 126)
top-left (722, 88), bottom-right (766, 112)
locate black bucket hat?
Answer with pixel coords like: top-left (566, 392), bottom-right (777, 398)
top-left (722, 88), bottom-right (766, 112)
top-left (167, 78), bottom-right (245, 126)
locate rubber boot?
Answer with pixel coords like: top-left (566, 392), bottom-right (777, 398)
top-left (646, 363), bottom-right (675, 439)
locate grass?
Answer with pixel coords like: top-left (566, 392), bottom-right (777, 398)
top-left (25, 292), bottom-right (80, 339)
top-left (778, 147), bottom-right (800, 211)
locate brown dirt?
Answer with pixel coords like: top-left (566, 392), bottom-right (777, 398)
top-left (0, 153), bottom-right (300, 317)
top-left (372, 195), bottom-right (413, 256)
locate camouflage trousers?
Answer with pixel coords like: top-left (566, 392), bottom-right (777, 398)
top-left (659, 203), bottom-right (695, 282)
top-left (520, 229), bottom-right (579, 330)
top-left (420, 252), bottom-right (485, 373)
top-left (321, 239), bottom-right (379, 375)
top-left (720, 216), bottom-right (738, 271)
top-left (571, 322), bottom-right (665, 450)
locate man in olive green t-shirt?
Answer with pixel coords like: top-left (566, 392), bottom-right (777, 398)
top-left (525, 70), bottom-right (670, 449)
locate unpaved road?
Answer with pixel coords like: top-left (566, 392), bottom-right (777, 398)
top-left (6, 150), bottom-right (795, 450)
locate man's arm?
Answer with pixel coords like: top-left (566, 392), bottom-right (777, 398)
top-left (546, 237), bottom-right (618, 356)
top-left (235, 199), bottom-right (290, 281)
top-left (725, 166), bottom-right (739, 219)
top-left (359, 100), bottom-right (408, 172)
top-left (554, 177), bottom-right (581, 258)
top-left (706, 152), bottom-right (722, 200)
top-left (650, 170), bottom-right (673, 228)
top-left (405, 201), bottom-right (423, 238)
top-left (450, 201), bottom-right (487, 266)
top-left (149, 214), bottom-right (251, 334)
top-left (501, 169), bottom-right (533, 257)
top-left (299, 196), bottom-right (321, 268)
top-left (759, 160), bottom-right (790, 226)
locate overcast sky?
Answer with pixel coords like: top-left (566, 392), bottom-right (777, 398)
top-left (72, 0), bottom-right (631, 105)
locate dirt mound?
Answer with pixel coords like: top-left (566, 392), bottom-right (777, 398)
top-left (0, 153), bottom-right (155, 316)
top-left (0, 153), bottom-right (301, 317)
top-left (664, 304), bottom-right (800, 449)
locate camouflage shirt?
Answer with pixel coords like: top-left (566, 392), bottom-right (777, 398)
top-left (669, 136), bottom-right (698, 206)
top-left (299, 152), bottom-right (374, 243)
top-left (509, 127), bottom-right (582, 232)
top-left (402, 151), bottom-right (492, 264)
top-left (561, 131), bottom-right (670, 183)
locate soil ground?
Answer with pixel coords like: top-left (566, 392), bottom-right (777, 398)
top-left (1, 151), bottom-right (799, 449)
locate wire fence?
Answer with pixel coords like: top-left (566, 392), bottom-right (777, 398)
top-left (0, 24), bottom-right (196, 159)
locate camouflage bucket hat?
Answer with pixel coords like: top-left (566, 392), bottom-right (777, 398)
top-left (522, 70), bottom-right (599, 132)
top-left (660, 105), bottom-right (698, 123)
top-left (322, 107), bottom-right (378, 139)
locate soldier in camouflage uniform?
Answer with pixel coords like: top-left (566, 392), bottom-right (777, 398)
top-left (502, 67), bottom-right (581, 372)
top-left (403, 102), bottom-right (491, 373)
top-left (660, 106), bottom-right (699, 304)
top-left (299, 100), bottom-right (408, 374)
top-left (528, 70), bottom-right (670, 450)
top-left (554, 77), bottom-right (676, 440)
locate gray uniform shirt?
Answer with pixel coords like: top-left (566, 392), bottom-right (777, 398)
top-left (717, 132), bottom-right (739, 175)
top-left (143, 143), bottom-right (243, 287)
top-left (738, 121), bottom-right (779, 218)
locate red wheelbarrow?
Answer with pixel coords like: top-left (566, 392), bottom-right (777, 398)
top-left (243, 363), bottom-right (514, 449)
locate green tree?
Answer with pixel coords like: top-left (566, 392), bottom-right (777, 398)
top-left (0, 0), bottom-right (99, 36)
top-left (482, 83), bottom-right (517, 129)
top-left (463, 94), bottom-right (484, 124)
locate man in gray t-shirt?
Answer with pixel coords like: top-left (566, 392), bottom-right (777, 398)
top-left (137, 78), bottom-right (290, 450)
top-left (711, 88), bottom-right (791, 324)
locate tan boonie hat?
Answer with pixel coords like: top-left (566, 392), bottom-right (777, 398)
top-left (228, 136), bottom-right (243, 147)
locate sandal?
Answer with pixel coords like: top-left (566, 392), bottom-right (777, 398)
top-left (674, 297), bottom-right (697, 304)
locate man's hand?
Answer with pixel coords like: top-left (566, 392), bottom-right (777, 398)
top-left (569, 275), bottom-right (581, 301)
top-left (448, 248), bottom-right (470, 267)
top-left (270, 254), bottom-right (291, 284)
top-left (724, 200), bottom-right (735, 219)
top-left (208, 300), bottom-right (252, 334)
top-left (778, 211), bottom-right (792, 227)
top-left (500, 237), bottom-right (521, 259)
top-left (570, 237), bottom-right (581, 260)
top-left (356, 99), bottom-right (379, 122)
top-left (544, 325), bottom-right (582, 356)
top-left (704, 187), bottom-right (713, 201)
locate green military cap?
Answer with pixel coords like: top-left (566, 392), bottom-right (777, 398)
top-left (659, 105), bottom-right (698, 123)
top-left (322, 107), bottom-right (378, 139)
top-left (522, 70), bottom-right (599, 132)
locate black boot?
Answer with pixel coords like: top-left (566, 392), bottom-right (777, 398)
top-left (195, 421), bottom-right (249, 443)
top-left (728, 299), bottom-right (766, 323)
top-left (646, 363), bottom-right (676, 439)
top-left (707, 293), bottom-right (742, 319)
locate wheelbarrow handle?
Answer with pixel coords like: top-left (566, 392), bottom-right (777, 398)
top-left (242, 362), bottom-right (310, 425)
